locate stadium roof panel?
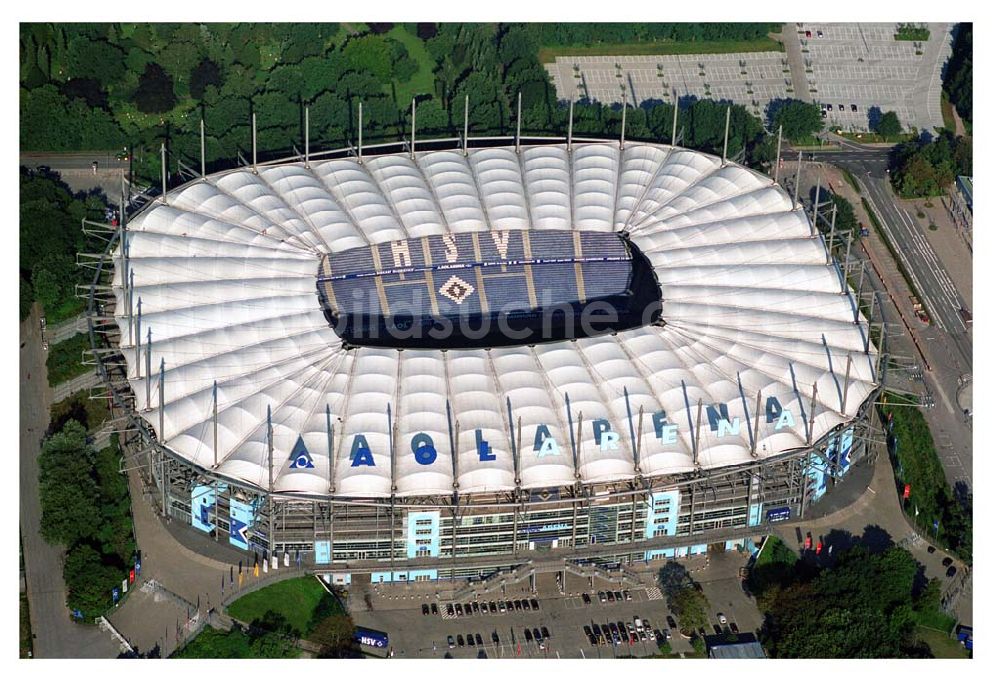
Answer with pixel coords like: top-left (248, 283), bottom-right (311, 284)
top-left (114, 141), bottom-right (878, 498)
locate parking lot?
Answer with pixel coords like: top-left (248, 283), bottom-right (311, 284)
top-left (348, 548), bottom-right (758, 658)
top-left (545, 22), bottom-right (954, 133)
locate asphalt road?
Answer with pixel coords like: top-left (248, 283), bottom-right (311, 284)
top-left (19, 305), bottom-right (121, 658)
top-left (783, 141), bottom-right (972, 373)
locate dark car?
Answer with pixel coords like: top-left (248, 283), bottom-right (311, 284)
top-left (850, 104), bottom-right (858, 112)
top-left (522, 598), bottom-right (531, 610)
top-left (533, 628), bottom-right (543, 642)
top-left (467, 634), bottom-right (475, 646)
top-left (422, 603), bottom-right (430, 615)
top-left (464, 603), bottom-right (473, 615)
top-left (477, 649), bottom-right (488, 659)
top-left (524, 628), bottom-right (533, 642)
top-left (729, 622), bottom-right (740, 633)
top-left (805, 30), bottom-right (812, 38)
top-left (614, 590), bottom-right (624, 602)
top-left (584, 625), bottom-right (594, 637)
top-left (489, 601), bottom-right (498, 613)
top-left (455, 604), bottom-right (464, 616)
top-left (588, 633), bottom-right (598, 646)
top-left (653, 628), bottom-right (665, 644)
top-left (624, 590), bottom-right (632, 601)
top-left (448, 635), bottom-right (456, 648)
top-left (617, 621), bottom-right (627, 635)
top-left (475, 633), bottom-right (483, 646)
top-left (942, 557), bottom-right (954, 567)
top-left (946, 565), bottom-right (958, 577)
top-left (507, 600), bottom-right (515, 611)
top-left (598, 590), bottom-right (607, 603)
top-left (713, 624), bottom-right (723, 635)
top-left (582, 592), bottom-right (591, 604)
top-left (457, 634), bottom-right (465, 647)
top-left (927, 545), bottom-right (937, 554)
top-left (446, 603), bottom-right (454, 615)
top-left (839, 104), bottom-right (845, 111)
top-left (667, 615), bottom-right (677, 629)
top-left (530, 598), bottom-right (539, 611)
top-left (514, 599), bottom-right (523, 611)
top-left (541, 626), bottom-right (550, 639)
top-left (472, 601), bottom-right (480, 614)
top-left (431, 603), bottom-right (439, 615)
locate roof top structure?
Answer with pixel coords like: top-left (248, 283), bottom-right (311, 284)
top-left (112, 141), bottom-right (878, 499)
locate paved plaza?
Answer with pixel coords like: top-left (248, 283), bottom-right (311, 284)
top-left (545, 22), bottom-right (955, 133)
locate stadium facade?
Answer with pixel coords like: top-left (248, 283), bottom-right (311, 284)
top-left (87, 132), bottom-right (887, 584)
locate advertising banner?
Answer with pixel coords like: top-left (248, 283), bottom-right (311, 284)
top-left (315, 540), bottom-right (331, 564)
top-left (229, 498), bottom-right (255, 550)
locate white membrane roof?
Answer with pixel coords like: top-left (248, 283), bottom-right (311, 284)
top-left (113, 141), bottom-right (878, 498)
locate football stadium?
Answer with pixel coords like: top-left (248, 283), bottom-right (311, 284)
top-left (87, 120), bottom-right (887, 583)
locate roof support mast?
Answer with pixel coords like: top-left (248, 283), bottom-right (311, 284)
top-left (212, 380), bottom-right (218, 468)
top-left (304, 106), bottom-right (310, 168)
top-left (793, 151), bottom-right (803, 207)
top-left (463, 94), bottom-right (470, 156)
top-left (772, 124), bottom-right (783, 183)
top-left (619, 93), bottom-right (627, 151)
top-left (160, 143), bottom-right (167, 202)
top-left (671, 90), bottom-right (679, 146)
top-left (159, 357), bottom-right (166, 517)
top-left (357, 101), bottom-right (363, 165)
top-left (410, 98), bottom-right (416, 161)
top-left (722, 106), bottom-right (731, 164)
top-left (811, 170), bottom-right (821, 236)
top-left (842, 228), bottom-right (853, 293)
top-left (567, 98), bottom-right (574, 152)
top-left (135, 298), bottom-right (142, 378)
top-left (200, 119), bottom-right (206, 179)
top-left (145, 328), bottom-right (152, 409)
top-left (827, 203), bottom-right (838, 265)
top-left (326, 403), bottom-right (335, 494)
top-left (251, 112), bottom-right (258, 174)
top-left (515, 92), bottom-right (522, 154)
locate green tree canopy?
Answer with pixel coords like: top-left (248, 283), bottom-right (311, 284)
top-left (770, 99), bottom-right (823, 142)
top-left (132, 63), bottom-right (176, 114)
top-left (876, 110), bottom-right (903, 138)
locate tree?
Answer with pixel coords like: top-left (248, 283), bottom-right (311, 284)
top-left (670, 586), bottom-right (709, 635)
top-left (190, 58), bottom-right (223, 101)
top-left (341, 35), bottom-right (393, 80)
top-left (65, 38), bottom-right (124, 87)
top-left (656, 561), bottom-right (693, 601)
top-left (770, 99), bottom-right (823, 142)
top-left (38, 420), bottom-right (102, 546)
top-left (876, 111), bottom-right (903, 138)
top-left (132, 63), bottom-right (176, 114)
top-left (63, 543), bottom-right (126, 619)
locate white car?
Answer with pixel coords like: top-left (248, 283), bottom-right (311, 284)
top-left (717, 612), bottom-right (728, 625)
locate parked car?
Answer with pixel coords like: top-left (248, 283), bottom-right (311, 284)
top-left (717, 612), bottom-right (728, 625)
top-left (582, 592), bottom-right (591, 604)
top-left (422, 604), bottom-right (430, 615)
top-left (464, 603), bottom-right (473, 615)
top-left (507, 600), bottom-right (515, 612)
top-left (455, 604), bottom-right (463, 616)
top-left (839, 104), bottom-right (845, 111)
top-left (667, 615), bottom-right (677, 629)
top-left (466, 634), bottom-right (475, 646)
top-left (805, 30), bottom-right (812, 38)
top-left (541, 626), bottom-right (550, 639)
top-left (477, 649), bottom-right (488, 659)
top-left (617, 621), bottom-right (627, 636)
top-left (817, 30), bottom-right (824, 37)
top-left (532, 628), bottom-right (543, 642)
top-left (530, 598), bottom-right (539, 611)
top-left (514, 599), bottom-right (522, 611)
top-left (729, 622), bottom-right (740, 633)
top-left (942, 557), bottom-right (954, 567)
top-left (475, 633), bottom-right (483, 646)
top-left (431, 603), bottom-right (439, 615)
top-left (490, 601), bottom-right (498, 613)
top-left (457, 635), bottom-right (465, 647)
top-left (598, 590), bottom-right (607, 603)
top-left (624, 590), bottom-right (632, 601)
top-left (498, 601), bottom-right (506, 613)
top-left (524, 628), bottom-right (533, 642)
top-left (850, 104), bottom-right (858, 112)
top-left (614, 590), bottom-right (624, 601)
top-left (472, 601), bottom-right (480, 614)
top-left (448, 635), bottom-right (456, 648)
top-left (946, 565), bottom-right (958, 578)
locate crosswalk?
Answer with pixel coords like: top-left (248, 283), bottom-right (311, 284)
top-left (644, 587), bottom-right (662, 601)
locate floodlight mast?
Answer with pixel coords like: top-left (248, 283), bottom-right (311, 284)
top-left (463, 94), bottom-right (470, 156)
top-left (357, 101), bottom-right (363, 164)
top-left (200, 119), bottom-right (206, 178)
top-left (567, 98), bottom-right (574, 152)
top-left (619, 93), bottom-right (627, 150)
top-left (722, 106), bottom-right (731, 164)
top-left (671, 90), bottom-right (679, 146)
top-left (251, 111), bottom-right (258, 174)
top-left (410, 98), bottom-right (416, 161)
top-left (773, 124), bottom-right (783, 182)
top-left (160, 143), bottom-right (166, 202)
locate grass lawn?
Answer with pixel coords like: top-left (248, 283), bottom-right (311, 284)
top-left (20, 593), bottom-right (32, 658)
top-left (46, 332), bottom-right (92, 387)
top-left (915, 627), bottom-right (968, 658)
top-left (227, 576), bottom-right (328, 636)
top-left (915, 607), bottom-right (957, 634)
top-left (538, 38), bottom-right (783, 63)
top-left (939, 93), bottom-right (956, 134)
top-left (754, 535), bottom-right (797, 568)
top-left (45, 296), bottom-right (86, 325)
top-left (388, 25), bottom-right (436, 105)
top-left (49, 389), bottom-right (112, 434)
top-left (171, 626), bottom-right (253, 658)
top-left (833, 130), bottom-right (915, 145)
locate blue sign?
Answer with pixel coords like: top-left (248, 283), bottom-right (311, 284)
top-left (112, 587), bottom-right (119, 603)
top-left (229, 499), bottom-right (255, 550)
top-left (314, 540), bottom-right (332, 565)
top-left (72, 609), bottom-right (84, 619)
top-left (354, 626), bottom-right (389, 649)
top-left (190, 485), bottom-right (217, 533)
top-left (766, 506), bottom-right (792, 522)
top-left (288, 435), bottom-right (315, 469)
top-left (135, 558), bottom-right (141, 576)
